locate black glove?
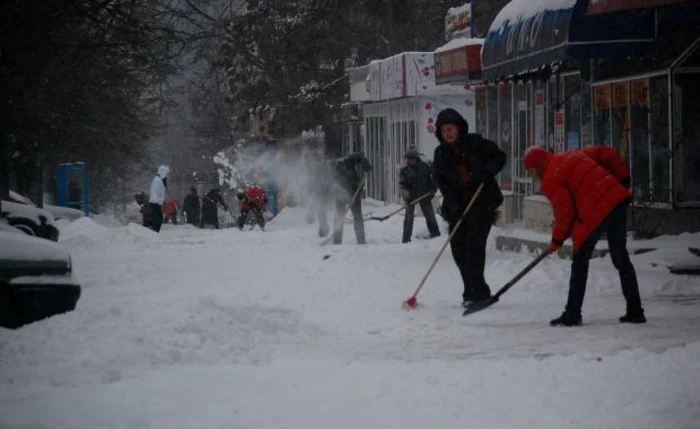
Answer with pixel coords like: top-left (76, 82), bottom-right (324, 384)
top-left (236, 193), bottom-right (245, 201)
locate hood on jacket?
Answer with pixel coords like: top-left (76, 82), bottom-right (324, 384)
top-left (434, 108), bottom-right (469, 144)
top-left (157, 165), bottom-right (170, 178)
top-left (523, 146), bottom-right (551, 170)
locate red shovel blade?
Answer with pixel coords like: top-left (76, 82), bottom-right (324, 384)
top-left (402, 296), bottom-right (418, 309)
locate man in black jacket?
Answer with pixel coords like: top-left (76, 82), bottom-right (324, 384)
top-left (201, 188), bottom-right (228, 229)
top-left (399, 149), bottom-right (440, 243)
top-left (432, 108), bottom-right (506, 306)
top-left (332, 152), bottom-right (372, 245)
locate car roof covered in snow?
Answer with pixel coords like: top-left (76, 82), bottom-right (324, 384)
top-left (1, 200), bottom-right (56, 226)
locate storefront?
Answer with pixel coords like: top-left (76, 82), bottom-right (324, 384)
top-left (360, 52), bottom-right (476, 203)
top-left (473, 0), bottom-right (700, 234)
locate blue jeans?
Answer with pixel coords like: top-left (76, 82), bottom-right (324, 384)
top-left (566, 204), bottom-right (643, 316)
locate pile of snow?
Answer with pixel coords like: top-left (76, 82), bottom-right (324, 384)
top-left (59, 217), bottom-right (156, 253)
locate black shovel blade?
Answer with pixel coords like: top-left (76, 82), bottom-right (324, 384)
top-left (462, 297), bottom-right (499, 317)
top-left (369, 216), bottom-right (388, 222)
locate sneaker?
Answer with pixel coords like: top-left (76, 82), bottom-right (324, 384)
top-left (550, 312), bottom-right (582, 327)
top-left (619, 311), bottom-right (646, 324)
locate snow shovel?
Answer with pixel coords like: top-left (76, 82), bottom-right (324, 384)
top-left (462, 249), bottom-right (552, 317)
top-left (369, 192), bottom-right (434, 222)
top-left (403, 183), bottom-right (484, 309)
top-left (320, 173), bottom-right (368, 246)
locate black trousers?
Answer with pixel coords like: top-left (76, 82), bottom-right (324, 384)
top-left (238, 207), bottom-right (265, 230)
top-left (449, 219), bottom-right (492, 301)
top-left (149, 203), bottom-right (163, 233)
top-left (566, 204), bottom-right (643, 316)
top-left (403, 199), bottom-right (440, 243)
top-left (333, 197), bottom-right (365, 244)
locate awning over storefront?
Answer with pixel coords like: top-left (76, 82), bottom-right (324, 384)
top-left (481, 0), bottom-right (655, 82)
top-left (587, 0), bottom-right (691, 15)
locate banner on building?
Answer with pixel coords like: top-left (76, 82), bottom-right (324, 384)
top-left (434, 41), bottom-right (482, 85)
top-left (631, 79), bottom-right (649, 107)
top-left (593, 85), bottom-right (611, 111)
top-left (612, 82), bottom-right (629, 109)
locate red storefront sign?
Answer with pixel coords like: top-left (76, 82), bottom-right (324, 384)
top-left (435, 44), bottom-right (483, 85)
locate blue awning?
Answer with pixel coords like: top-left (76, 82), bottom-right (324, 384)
top-left (481, 0), bottom-right (656, 82)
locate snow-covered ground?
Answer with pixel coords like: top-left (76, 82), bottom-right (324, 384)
top-left (1, 207), bottom-right (699, 429)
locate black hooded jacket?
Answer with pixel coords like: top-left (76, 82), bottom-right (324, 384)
top-left (432, 108), bottom-right (506, 224)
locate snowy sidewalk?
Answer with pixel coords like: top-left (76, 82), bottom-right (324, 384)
top-left (1, 211), bottom-right (699, 429)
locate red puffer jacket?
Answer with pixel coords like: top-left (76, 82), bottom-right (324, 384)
top-left (524, 146), bottom-right (631, 251)
top-left (241, 186), bottom-right (267, 211)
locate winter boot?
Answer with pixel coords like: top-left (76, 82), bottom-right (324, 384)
top-left (550, 312), bottom-right (582, 327)
top-left (619, 310), bottom-right (646, 324)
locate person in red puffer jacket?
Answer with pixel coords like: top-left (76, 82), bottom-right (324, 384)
top-left (237, 184), bottom-right (267, 230)
top-left (523, 145), bottom-right (645, 326)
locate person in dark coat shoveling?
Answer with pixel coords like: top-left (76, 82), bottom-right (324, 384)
top-left (399, 149), bottom-right (440, 243)
top-left (432, 108), bottom-right (506, 307)
top-left (523, 145), bottom-right (645, 326)
top-left (331, 152), bottom-right (372, 245)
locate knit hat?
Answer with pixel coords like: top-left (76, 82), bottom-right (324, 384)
top-left (523, 146), bottom-right (550, 170)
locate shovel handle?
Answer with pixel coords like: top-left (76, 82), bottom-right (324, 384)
top-left (493, 249), bottom-right (552, 300)
top-left (409, 183), bottom-right (484, 299)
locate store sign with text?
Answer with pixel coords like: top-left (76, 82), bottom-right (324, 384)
top-left (434, 44), bottom-right (482, 85)
top-left (445, 3), bottom-right (474, 41)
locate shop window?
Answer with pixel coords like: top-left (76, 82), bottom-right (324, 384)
top-left (611, 82), bottom-right (631, 165)
top-left (548, 78), bottom-right (559, 152)
top-left (649, 76), bottom-right (671, 203)
top-left (564, 74), bottom-right (582, 150)
top-left (630, 79), bottom-right (651, 201)
top-left (475, 87), bottom-right (487, 136)
top-left (593, 84), bottom-right (612, 147)
top-left (498, 82), bottom-right (513, 190)
top-left (673, 72), bottom-right (700, 204)
top-left (533, 81), bottom-right (546, 149)
top-left (487, 86), bottom-right (499, 142)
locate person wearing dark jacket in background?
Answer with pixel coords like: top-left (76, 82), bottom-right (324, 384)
top-left (523, 145), bottom-right (645, 326)
top-left (399, 149), bottom-right (440, 243)
top-left (182, 187), bottom-right (200, 227)
top-left (432, 108), bottom-right (506, 307)
top-left (332, 152), bottom-right (372, 245)
top-left (201, 188), bottom-right (228, 229)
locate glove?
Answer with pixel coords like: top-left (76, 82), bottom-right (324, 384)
top-left (236, 193), bottom-right (245, 201)
top-left (547, 241), bottom-right (561, 253)
top-left (620, 177), bottom-right (631, 188)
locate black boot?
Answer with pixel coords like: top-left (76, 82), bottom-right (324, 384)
top-left (550, 312), bottom-right (582, 327)
top-left (619, 310), bottom-right (646, 324)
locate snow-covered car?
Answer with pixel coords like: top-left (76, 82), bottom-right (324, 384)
top-left (1, 200), bottom-right (60, 241)
top-left (0, 229), bottom-right (81, 329)
top-left (8, 190), bottom-right (84, 222)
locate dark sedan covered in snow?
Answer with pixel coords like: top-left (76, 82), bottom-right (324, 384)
top-left (0, 227), bottom-right (81, 329)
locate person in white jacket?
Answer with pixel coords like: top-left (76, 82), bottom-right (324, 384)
top-left (148, 165), bottom-right (169, 232)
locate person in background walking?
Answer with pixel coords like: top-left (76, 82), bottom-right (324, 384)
top-left (432, 108), bottom-right (506, 307)
top-left (399, 149), bottom-right (440, 243)
top-left (148, 165), bottom-right (169, 233)
top-left (331, 153), bottom-right (372, 245)
top-left (523, 145), bottom-right (645, 326)
top-left (182, 187), bottom-right (200, 227)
